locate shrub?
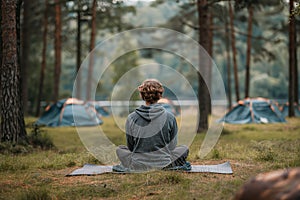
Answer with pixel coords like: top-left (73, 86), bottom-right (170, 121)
top-left (0, 126), bottom-right (55, 154)
top-left (0, 142), bottom-right (32, 154)
top-left (27, 126), bottom-right (55, 150)
top-left (162, 173), bottom-right (185, 184)
top-left (251, 141), bottom-right (277, 162)
top-left (211, 149), bottom-right (221, 159)
top-left (222, 128), bottom-right (232, 135)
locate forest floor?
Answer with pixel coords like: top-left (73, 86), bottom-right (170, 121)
top-left (0, 117), bottom-right (299, 200)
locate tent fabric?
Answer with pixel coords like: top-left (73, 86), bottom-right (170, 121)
top-left (158, 98), bottom-right (180, 116)
top-left (94, 104), bottom-right (110, 117)
top-left (280, 103), bottom-right (300, 117)
top-left (35, 98), bottom-right (104, 127)
top-left (219, 98), bottom-right (286, 124)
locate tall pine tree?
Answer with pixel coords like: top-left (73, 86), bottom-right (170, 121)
top-left (0, 0), bottom-right (27, 143)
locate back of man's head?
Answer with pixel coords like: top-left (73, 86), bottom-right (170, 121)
top-left (138, 79), bottom-right (164, 104)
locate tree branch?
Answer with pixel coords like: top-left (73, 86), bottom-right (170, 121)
top-left (179, 18), bottom-right (199, 30)
top-left (179, 19), bottom-right (282, 43)
top-left (205, 0), bottom-right (233, 8)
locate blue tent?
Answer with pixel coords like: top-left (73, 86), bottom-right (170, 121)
top-left (92, 103), bottom-right (110, 117)
top-left (280, 103), bottom-right (300, 117)
top-left (218, 98), bottom-right (286, 124)
top-left (158, 98), bottom-right (180, 116)
top-left (35, 98), bottom-right (104, 127)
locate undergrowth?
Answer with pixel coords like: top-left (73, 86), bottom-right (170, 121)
top-left (0, 125), bottom-right (55, 155)
top-left (0, 117), bottom-right (299, 200)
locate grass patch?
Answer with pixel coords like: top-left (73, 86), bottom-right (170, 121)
top-left (0, 117), bottom-right (299, 199)
top-left (0, 142), bottom-right (33, 155)
top-left (0, 123), bottom-right (54, 155)
top-left (251, 140), bottom-right (277, 162)
top-left (0, 156), bottom-right (29, 172)
top-left (27, 126), bottom-right (55, 150)
top-left (17, 187), bottom-right (52, 200)
top-left (61, 184), bottom-right (116, 199)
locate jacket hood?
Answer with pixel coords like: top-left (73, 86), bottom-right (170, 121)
top-left (135, 104), bottom-right (166, 121)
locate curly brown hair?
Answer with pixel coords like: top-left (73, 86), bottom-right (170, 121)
top-left (138, 79), bottom-right (164, 104)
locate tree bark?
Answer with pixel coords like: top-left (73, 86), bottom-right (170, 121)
top-left (0, 0), bottom-right (2, 124)
top-left (294, 43), bottom-right (298, 104)
top-left (244, 5), bottom-right (253, 99)
top-left (16, 0), bottom-right (26, 140)
top-left (293, 10), bottom-right (298, 104)
top-left (36, 0), bottom-right (48, 117)
top-left (225, 11), bottom-right (232, 109)
top-left (1, 0), bottom-right (27, 143)
top-left (21, 0), bottom-right (30, 115)
top-left (76, 8), bottom-right (82, 99)
top-left (53, 0), bottom-right (62, 102)
top-left (87, 0), bottom-right (97, 100)
top-left (289, 0), bottom-right (296, 116)
top-left (228, 2), bottom-right (240, 102)
top-left (197, 0), bottom-right (210, 133)
top-left (207, 11), bottom-right (213, 114)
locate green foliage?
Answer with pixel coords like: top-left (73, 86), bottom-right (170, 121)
top-left (27, 126), bottom-right (55, 150)
top-left (17, 187), bottom-right (51, 200)
top-left (0, 117), bottom-right (300, 199)
top-left (221, 128), bottom-right (233, 135)
top-left (161, 173), bottom-right (190, 186)
top-left (86, 154), bottom-right (102, 164)
top-left (23, 0), bottom-right (299, 110)
top-left (0, 157), bottom-right (29, 172)
top-left (251, 140), bottom-right (276, 162)
top-left (291, 148), bottom-right (300, 167)
top-left (235, 0), bottom-right (259, 10)
top-left (211, 149), bottom-right (222, 159)
top-left (0, 142), bottom-right (32, 155)
top-left (0, 123), bottom-right (53, 156)
top-left (39, 152), bottom-right (88, 170)
top-left (61, 184), bottom-right (116, 199)
top-left (294, 5), bottom-right (300, 16)
top-left (24, 0), bottom-right (137, 113)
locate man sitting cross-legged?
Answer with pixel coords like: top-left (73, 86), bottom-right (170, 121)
top-left (113, 79), bottom-right (190, 172)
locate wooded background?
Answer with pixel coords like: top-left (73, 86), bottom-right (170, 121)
top-left (0, 0), bottom-right (299, 142)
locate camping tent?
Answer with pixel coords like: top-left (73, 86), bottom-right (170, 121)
top-left (218, 98), bottom-right (286, 124)
top-left (158, 98), bottom-right (180, 116)
top-left (35, 98), bottom-right (104, 127)
top-left (92, 103), bottom-right (110, 117)
top-left (280, 103), bottom-right (300, 117)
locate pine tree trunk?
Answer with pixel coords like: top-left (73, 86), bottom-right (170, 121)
top-left (76, 9), bottom-right (82, 99)
top-left (0, 0), bottom-right (27, 143)
top-left (53, 0), bottom-right (61, 102)
top-left (289, 0), bottom-right (296, 116)
top-left (87, 0), bottom-right (97, 100)
top-left (294, 49), bottom-right (298, 104)
top-left (207, 11), bottom-right (213, 115)
top-left (21, 0), bottom-right (30, 115)
top-left (293, 13), bottom-right (298, 104)
top-left (16, 0), bottom-right (26, 140)
top-left (228, 2), bottom-right (240, 102)
top-left (0, 0), bottom-right (2, 127)
top-left (245, 5), bottom-right (253, 99)
top-left (197, 0), bottom-right (210, 133)
top-left (36, 0), bottom-right (48, 117)
top-left (225, 12), bottom-right (232, 109)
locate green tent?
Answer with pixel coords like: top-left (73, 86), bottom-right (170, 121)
top-left (35, 98), bottom-right (104, 127)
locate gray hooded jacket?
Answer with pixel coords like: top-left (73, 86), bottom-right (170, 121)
top-left (125, 103), bottom-right (178, 169)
